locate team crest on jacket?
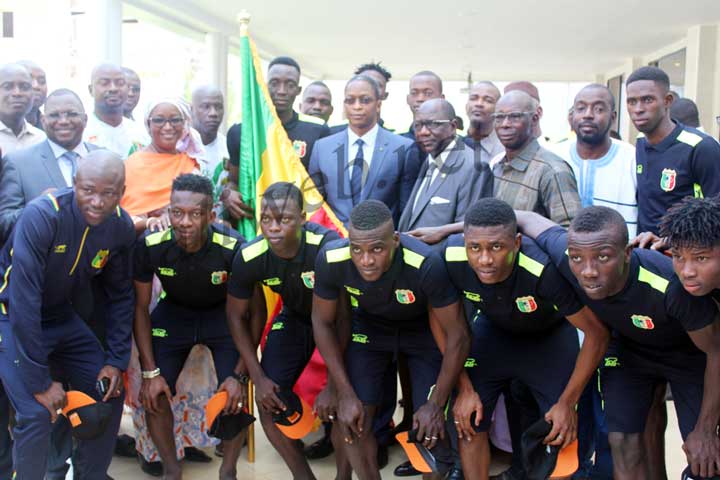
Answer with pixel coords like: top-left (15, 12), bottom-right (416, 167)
top-left (395, 289), bottom-right (416, 304)
top-left (631, 314), bottom-right (655, 330)
top-left (91, 250), bottom-right (109, 269)
top-left (515, 296), bottom-right (537, 313)
top-left (211, 271), bottom-right (228, 285)
top-left (301, 271), bottom-right (315, 289)
top-left (660, 168), bottom-right (677, 192)
top-left (293, 140), bottom-right (307, 158)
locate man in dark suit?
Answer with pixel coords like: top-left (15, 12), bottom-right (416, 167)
top-left (0, 88), bottom-right (98, 244)
top-left (309, 74), bottom-right (420, 226)
top-left (399, 98), bottom-right (493, 232)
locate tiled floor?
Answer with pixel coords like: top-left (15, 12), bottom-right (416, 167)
top-left (107, 402), bottom-right (690, 479)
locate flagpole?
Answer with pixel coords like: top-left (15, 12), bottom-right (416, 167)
top-left (236, 11), bottom-right (256, 464)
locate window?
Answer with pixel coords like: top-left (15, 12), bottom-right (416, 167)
top-left (649, 48), bottom-right (686, 97)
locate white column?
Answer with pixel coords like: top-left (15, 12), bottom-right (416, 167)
top-left (684, 25), bottom-right (718, 136)
top-left (205, 32), bottom-right (228, 97)
top-left (85, 0), bottom-right (122, 65)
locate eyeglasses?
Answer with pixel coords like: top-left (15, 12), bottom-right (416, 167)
top-left (46, 111), bottom-right (83, 121)
top-left (413, 119), bottom-right (452, 131)
top-left (491, 111), bottom-right (533, 124)
top-left (149, 116), bottom-right (184, 127)
top-left (128, 86), bottom-right (141, 94)
top-left (343, 96), bottom-right (376, 105)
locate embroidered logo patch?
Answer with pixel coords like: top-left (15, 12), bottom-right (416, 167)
top-left (158, 267), bottom-right (176, 277)
top-left (631, 314), bottom-right (655, 330)
top-left (301, 271), bottom-right (315, 289)
top-left (344, 285), bottom-right (362, 296)
top-left (263, 277), bottom-right (282, 286)
top-left (54, 245), bottom-right (67, 254)
top-left (293, 140), bottom-right (307, 158)
top-left (211, 271), bottom-right (228, 285)
top-left (636, 164), bottom-right (643, 174)
top-left (352, 333), bottom-right (369, 344)
top-left (515, 296), bottom-right (538, 313)
top-left (91, 250), bottom-right (109, 269)
top-left (395, 289), bottom-right (416, 304)
top-left (463, 291), bottom-right (482, 302)
top-left (660, 168), bottom-right (677, 192)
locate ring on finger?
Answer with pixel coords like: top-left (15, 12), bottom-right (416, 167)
top-left (55, 408), bottom-right (63, 415)
top-left (328, 414), bottom-right (335, 421)
top-left (237, 402), bottom-right (243, 408)
top-left (454, 420), bottom-right (460, 424)
top-left (424, 436), bottom-right (431, 441)
top-left (431, 436), bottom-right (438, 440)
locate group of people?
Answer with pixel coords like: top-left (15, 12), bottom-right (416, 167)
top-left (0, 50), bottom-right (717, 480)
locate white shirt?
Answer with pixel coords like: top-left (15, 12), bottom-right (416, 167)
top-left (202, 132), bottom-right (229, 182)
top-left (47, 140), bottom-right (90, 186)
top-left (0, 119), bottom-right (46, 155)
top-left (347, 123), bottom-right (379, 168)
top-left (83, 113), bottom-right (149, 159)
top-left (413, 139), bottom-right (456, 211)
top-left (549, 138), bottom-right (638, 237)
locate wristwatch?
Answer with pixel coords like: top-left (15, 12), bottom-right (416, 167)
top-left (231, 372), bottom-right (250, 385)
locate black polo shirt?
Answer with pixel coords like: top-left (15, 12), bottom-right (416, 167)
top-left (314, 234), bottom-right (458, 330)
top-left (227, 111), bottom-right (330, 169)
top-left (636, 122), bottom-right (720, 234)
top-left (227, 222), bottom-right (339, 321)
top-left (133, 224), bottom-right (243, 309)
top-left (443, 234), bottom-right (582, 334)
top-left (536, 226), bottom-right (717, 355)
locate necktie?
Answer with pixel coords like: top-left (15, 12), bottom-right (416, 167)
top-left (350, 139), bottom-right (364, 205)
top-left (62, 151), bottom-right (80, 186)
top-left (422, 161), bottom-right (438, 196)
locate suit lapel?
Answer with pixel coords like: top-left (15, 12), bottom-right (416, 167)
top-left (409, 149), bottom-right (461, 226)
top-left (40, 141), bottom-right (69, 188)
top-left (361, 128), bottom-right (388, 201)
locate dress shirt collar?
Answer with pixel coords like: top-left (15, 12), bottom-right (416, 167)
top-left (47, 139), bottom-right (89, 159)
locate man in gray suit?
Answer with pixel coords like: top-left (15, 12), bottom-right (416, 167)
top-left (399, 99), bottom-right (493, 232)
top-left (309, 74), bottom-right (420, 226)
top-left (0, 88), bottom-right (98, 244)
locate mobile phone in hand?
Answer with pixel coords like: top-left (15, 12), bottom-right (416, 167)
top-left (96, 377), bottom-right (110, 396)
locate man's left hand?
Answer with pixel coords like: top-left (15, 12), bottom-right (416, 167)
top-left (683, 429), bottom-right (720, 478)
top-left (544, 400), bottom-right (576, 448)
top-left (219, 376), bottom-right (248, 415)
top-left (97, 365), bottom-right (123, 402)
top-left (413, 401), bottom-right (445, 450)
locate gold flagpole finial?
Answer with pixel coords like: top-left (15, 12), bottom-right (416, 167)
top-left (237, 10), bottom-right (251, 35)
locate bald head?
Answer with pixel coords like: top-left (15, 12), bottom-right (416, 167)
top-left (77, 150), bottom-right (125, 185)
top-left (497, 90), bottom-right (538, 112)
top-left (17, 60), bottom-right (46, 109)
top-left (191, 85), bottom-right (225, 142)
top-left (504, 81), bottom-right (540, 102)
top-left (0, 63), bottom-right (33, 125)
top-left (417, 98), bottom-right (455, 119)
top-left (575, 83), bottom-right (615, 111)
top-left (74, 150), bottom-right (126, 225)
top-left (670, 98), bottom-right (700, 128)
top-left (89, 63), bottom-right (128, 115)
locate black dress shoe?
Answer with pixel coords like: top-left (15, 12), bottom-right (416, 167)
top-left (445, 466), bottom-right (464, 480)
top-left (304, 433), bottom-right (334, 459)
top-left (184, 446), bottom-right (213, 463)
top-left (377, 445), bottom-right (389, 470)
top-left (114, 434), bottom-right (136, 457)
top-left (394, 460), bottom-right (422, 477)
top-left (138, 454), bottom-right (163, 477)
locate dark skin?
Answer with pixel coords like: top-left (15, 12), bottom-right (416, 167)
top-left (413, 99), bottom-right (456, 157)
top-left (34, 152), bottom-right (126, 422)
top-left (312, 220), bottom-right (469, 480)
top-left (466, 82), bottom-right (500, 141)
top-left (453, 224), bottom-right (609, 480)
top-left (191, 85), bottom-right (225, 146)
top-left (626, 79), bottom-right (675, 145)
top-left (42, 93), bottom-right (88, 151)
top-left (0, 64), bottom-right (33, 136)
top-left (494, 91), bottom-right (538, 159)
top-left (267, 64), bottom-right (301, 125)
top-left (570, 86), bottom-right (616, 159)
top-left (134, 190), bottom-right (249, 480)
top-left (360, 70), bottom-right (389, 101)
top-left (227, 196), bottom-right (327, 480)
top-left (517, 211), bottom-right (720, 479)
top-left (300, 84), bottom-right (333, 122)
top-left (344, 79), bottom-right (381, 137)
top-left (407, 74), bottom-right (443, 116)
top-left (88, 63), bottom-right (128, 127)
top-left (122, 68), bottom-right (140, 119)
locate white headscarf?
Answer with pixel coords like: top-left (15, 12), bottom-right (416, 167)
top-left (144, 98), bottom-right (204, 159)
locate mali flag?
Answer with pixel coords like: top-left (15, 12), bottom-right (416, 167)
top-left (237, 24), bottom-right (346, 239)
top-left (236, 23), bottom-right (344, 409)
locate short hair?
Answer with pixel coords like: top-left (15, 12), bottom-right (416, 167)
top-left (268, 56), bottom-right (301, 75)
top-left (346, 74), bottom-right (381, 100)
top-left (355, 62), bottom-right (392, 82)
top-left (306, 80), bottom-right (330, 91)
top-left (659, 196), bottom-right (720, 249)
top-left (262, 181), bottom-right (304, 210)
top-left (464, 198), bottom-right (516, 231)
top-left (46, 88), bottom-right (84, 108)
top-left (350, 200), bottom-right (393, 231)
top-left (411, 70), bottom-right (443, 93)
top-left (577, 83), bottom-right (616, 111)
top-left (172, 173), bottom-right (213, 206)
top-left (670, 98), bottom-right (700, 128)
top-left (626, 66), bottom-right (670, 91)
top-left (569, 206), bottom-right (628, 246)
top-left (505, 81), bottom-right (540, 102)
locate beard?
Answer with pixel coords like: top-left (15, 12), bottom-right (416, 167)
top-left (576, 123), bottom-right (611, 145)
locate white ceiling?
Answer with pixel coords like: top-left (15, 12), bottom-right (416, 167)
top-left (128, 0), bottom-right (720, 81)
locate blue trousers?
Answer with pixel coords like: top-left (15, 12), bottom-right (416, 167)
top-left (574, 370), bottom-right (613, 480)
top-left (0, 316), bottom-right (124, 480)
